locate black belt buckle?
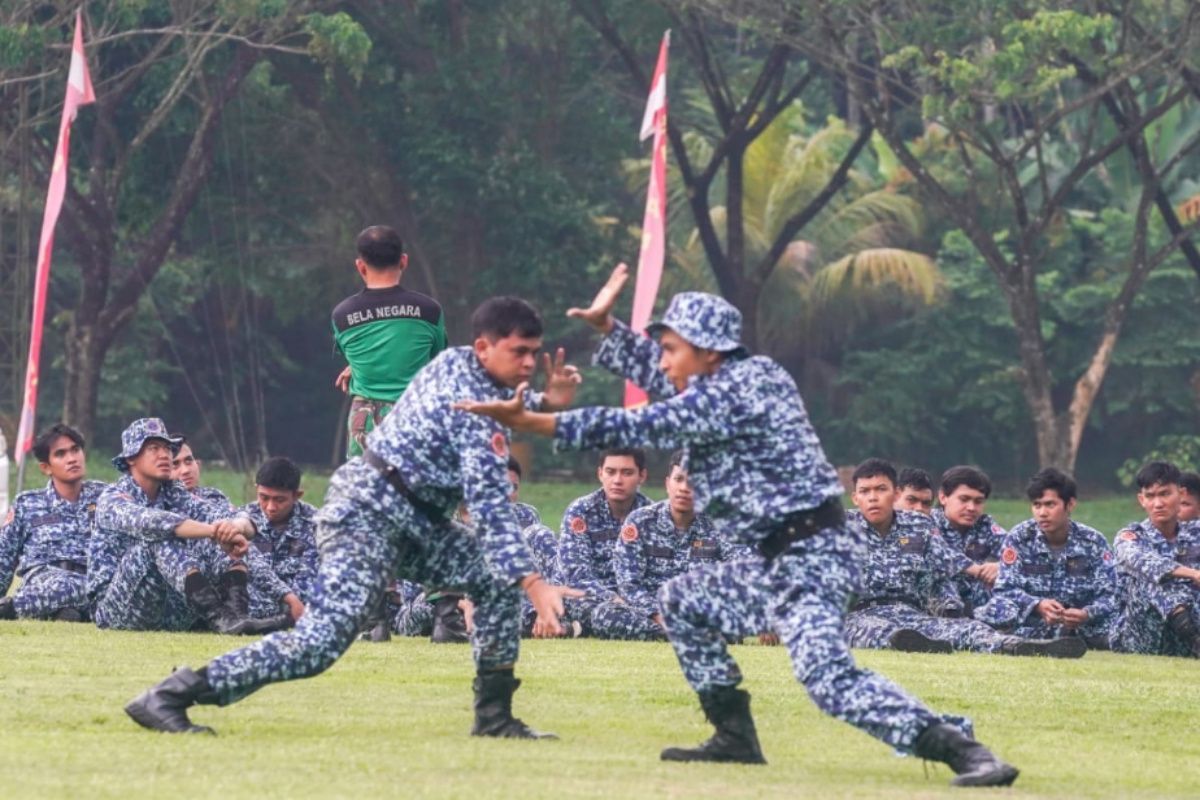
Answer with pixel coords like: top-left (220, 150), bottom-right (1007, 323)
top-left (758, 498), bottom-right (845, 559)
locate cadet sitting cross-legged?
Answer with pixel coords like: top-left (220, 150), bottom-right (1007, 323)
top-left (1110, 461), bottom-right (1200, 658)
top-left (88, 418), bottom-right (290, 635)
top-left (239, 457), bottom-right (314, 623)
top-left (0, 424), bottom-right (106, 622)
top-left (843, 459), bottom-right (1085, 658)
top-left (931, 466), bottom-right (1007, 614)
top-left (975, 469), bottom-right (1117, 648)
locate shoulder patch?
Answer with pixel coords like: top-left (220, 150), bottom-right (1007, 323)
top-left (3, 508), bottom-right (12, 526)
top-left (1001, 547), bottom-right (1018, 565)
top-left (620, 524), bottom-right (638, 543)
top-left (992, 523), bottom-right (1004, 535)
top-left (569, 516), bottom-right (587, 535)
top-left (490, 432), bottom-right (508, 458)
top-left (1118, 530), bottom-right (1137, 542)
top-left (1102, 550), bottom-right (1113, 562)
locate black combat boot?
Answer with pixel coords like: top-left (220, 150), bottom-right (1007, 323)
top-left (1166, 606), bottom-right (1200, 658)
top-left (660, 686), bottom-right (767, 764)
top-left (889, 629), bottom-right (954, 654)
top-left (0, 596), bottom-right (16, 620)
top-left (431, 594), bottom-right (470, 644)
top-left (218, 571), bottom-right (293, 636)
top-left (358, 594), bottom-right (392, 642)
top-left (1001, 636), bottom-right (1086, 659)
top-left (471, 669), bottom-right (557, 739)
top-left (53, 607), bottom-right (84, 623)
top-left (125, 667), bottom-right (219, 735)
top-left (185, 572), bottom-right (254, 635)
top-left (912, 723), bottom-right (1019, 787)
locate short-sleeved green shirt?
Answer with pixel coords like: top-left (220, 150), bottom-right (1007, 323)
top-left (331, 285), bottom-right (448, 402)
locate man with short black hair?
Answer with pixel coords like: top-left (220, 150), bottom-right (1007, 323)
top-left (333, 225), bottom-right (448, 459)
top-left (0, 424), bottom-right (105, 621)
top-left (1178, 471), bottom-right (1200, 523)
top-left (932, 466), bottom-right (1006, 613)
top-left (1110, 461), bottom-right (1200, 657)
top-left (557, 447), bottom-right (651, 636)
top-left (127, 297), bottom-right (582, 740)
top-left (239, 457), bottom-right (314, 622)
top-left (895, 468), bottom-right (934, 516)
top-left (975, 469), bottom-right (1117, 648)
top-left (843, 459), bottom-right (1083, 658)
top-left (172, 438), bottom-right (233, 509)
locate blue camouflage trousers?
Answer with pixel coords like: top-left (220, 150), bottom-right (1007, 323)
top-left (389, 581), bottom-right (434, 637)
top-left (844, 604), bottom-right (1016, 653)
top-left (659, 525), bottom-right (960, 754)
top-left (589, 598), bottom-right (665, 641)
top-left (206, 459), bottom-right (521, 704)
top-left (1111, 579), bottom-right (1199, 656)
top-left (94, 539), bottom-right (237, 631)
top-left (10, 566), bottom-right (88, 619)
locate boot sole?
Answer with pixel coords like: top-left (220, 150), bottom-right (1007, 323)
top-left (660, 747), bottom-right (767, 765)
top-left (952, 764), bottom-right (1020, 787)
top-left (889, 629), bottom-right (953, 654)
top-left (124, 695), bottom-right (215, 735)
top-left (1011, 638), bottom-right (1087, 659)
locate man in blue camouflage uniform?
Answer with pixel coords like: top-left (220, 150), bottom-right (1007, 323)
top-left (843, 459), bottom-right (1084, 658)
top-left (389, 579), bottom-right (435, 636)
top-left (558, 448), bottom-right (651, 637)
top-left (596, 450), bottom-right (738, 642)
top-left (0, 424), bottom-right (105, 622)
top-left (126, 298), bottom-right (582, 740)
top-left (976, 469), bottom-right (1117, 647)
top-left (454, 265), bottom-right (1018, 786)
top-left (506, 457), bottom-right (541, 529)
top-left (1110, 461), bottom-right (1200, 658)
top-left (931, 466), bottom-right (1006, 614)
top-left (172, 439), bottom-right (234, 509)
top-left (89, 418), bottom-right (290, 635)
top-left (240, 457), bottom-right (314, 621)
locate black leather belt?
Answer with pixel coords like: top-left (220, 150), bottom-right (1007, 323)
top-left (363, 449), bottom-right (447, 520)
top-left (757, 497), bottom-right (845, 559)
top-left (49, 560), bottom-right (87, 575)
top-left (850, 596), bottom-right (921, 613)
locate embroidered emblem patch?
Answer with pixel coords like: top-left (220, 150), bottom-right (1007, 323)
top-left (569, 516), bottom-right (587, 535)
top-left (620, 524), bottom-right (638, 543)
top-left (1001, 547), bottom-right (1018, 565)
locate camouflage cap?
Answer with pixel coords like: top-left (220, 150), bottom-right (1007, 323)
top-left (111, 417), bottom-right (184, 472)
top-left (645, 292), bottom-right (748, 356)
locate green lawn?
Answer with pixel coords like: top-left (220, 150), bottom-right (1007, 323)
top-left (0, 622), bottom-right (1195, 798)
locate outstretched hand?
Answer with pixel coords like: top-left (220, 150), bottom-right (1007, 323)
top-left (453, 383), bottom-right (532, 428)
top-left (540, 347), bottom-right (582, 411)
top-left (566, 263), bottom-right (629, 334)
top-left (523, 575), bottom-right (585, 638)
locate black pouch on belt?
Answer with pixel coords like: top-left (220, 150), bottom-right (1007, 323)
top-left (757, 497), bottom-right (845, 559)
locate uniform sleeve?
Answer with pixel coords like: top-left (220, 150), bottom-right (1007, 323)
top-left (557, 513), bottom-right (610, 598)
top-left (1082, 542), bottom-right (1119, 624)
top-left (97, 491), bottom-right (187, 542)
top-left (593, 320), bottom-right (678, 401)
top-left (925, 526), bottom-right (972, 577)
top-left (244, 547), bottom-right (293, 602)
top-left (331, 316), bottom-right (344, 356)
top-left (1114, 530), bottom-right (1178, 584)
top-left (554, 376), bottom-right (751, 453)
top-left (987, 538), bottom-right (1041, 625)
top-left (458, 415), bottom-right (536, 584)
top-left (613, 529), bottom-right (653, 611)
top-left (0, 502), bottom-right (29, 595)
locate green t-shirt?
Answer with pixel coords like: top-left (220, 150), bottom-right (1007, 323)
top-left (331, 285), bottom-right (448, 402)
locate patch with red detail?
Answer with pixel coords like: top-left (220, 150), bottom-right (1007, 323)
top-left (1118, 530), bottom-right (1138, 542)
top-left (1103, 551), bottom-right (1113, 562)
top-left (490, 432), bottom-right (509, 458)
top-left (620, 524), bottom-right (638, 543)
top-left (3, 508), bottom-right (12, 526)
top-left (569, 516), bottom-right (587, 535)
top-left (992, 523), bottom-right (1004, 535)
top-left (1001, 547), bottom-right (1018, 565)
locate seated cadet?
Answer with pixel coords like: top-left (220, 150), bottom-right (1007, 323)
top-left (507, 456), bottom-right (541, 529)
top-left (89, 418), bottom-right (290, 635)
top-left (843, 458), bottom-right (1084, 658)
top-left (557, 448), bottom-right (651, 633)
top-left (1178, 471), bottom-right (1200, 523)
top-left (239, 457), bottom-right (313, 622)
top-left (593, 450), bottom-right (737, 641)
top-left (0, 424), bottom-right (106, 622)
top-left (895, 467), bottom-right (934, 516)
top-left (976, 469), bottom-right (1117, 648)
top-left (932, 466), bottom-right (1006, 614)
top-left (172, 438), bottom-right (233, 508)
top-left (1110, 461), bottom-right (1200, 658)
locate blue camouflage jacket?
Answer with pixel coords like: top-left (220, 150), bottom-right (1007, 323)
top-left (613, 500), bottom-right (736, 613)
top-left (0, 479), bottom-right (107, 592)
top-left (366, 346), bottom-right (539, 584)
top-left (558, 487), bottom-right (651, 598)
top-left (240, 500), bottom-right (320, 602)
top-left (846, 509), bottom-right (967, 615)
top-left (980, 519), bottom-right (1118, 628)
top-left (554, 321), bottom-right (844, 547)
top-left (1113, 518), bottom-right (1200, 587)
top-left (522, 524), bottom-right (560, 583)
top-left (192, 485), bottom-right (234, 510)
top-left (513, 502), bottom-right (541, 530)
top-left (931, 508), bottom-right (1006, 563)
top-left (88, 474), bottom-right (251, 603)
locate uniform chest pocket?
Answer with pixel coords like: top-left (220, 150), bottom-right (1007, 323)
top-left (31, 513), bottom-right (65, 528)
top-left (643, 545), bottom-right (674, 560)
top-left (689, 543), bottom-right (720, 561)
top-left (1022, 562), bottom-right (1052, 576)
top-left (1176, 545), bottom-right (1200, 566)
top-left (1066, 557), bottom-right (1091, 577)
top-left (588, 530), bottom-right (618, 545)
top-left (897, 535), bottom-right (926, 555)
top-left (965, 541), bottom-right (992, 561)
top-left (287, 539), bottom-right (309, 557)
top-left (254, 537), bottom-right (273, 554)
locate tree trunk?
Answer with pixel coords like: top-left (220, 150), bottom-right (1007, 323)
top-left (61, 317), bottom-right (109, 442)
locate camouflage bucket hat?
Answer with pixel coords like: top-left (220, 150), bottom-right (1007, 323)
top-left (645, 292), bottom-right (748, 356)
top-left (111, 417), bottom-right (184, 472)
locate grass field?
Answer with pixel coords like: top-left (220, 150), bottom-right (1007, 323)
top-left (0, 621), bottom-right (1196, 798)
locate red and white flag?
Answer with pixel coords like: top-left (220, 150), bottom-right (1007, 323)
top-left (14, 10), bottom-right (94, 470)
top-left (625, 31), bottom-right (670, 409)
